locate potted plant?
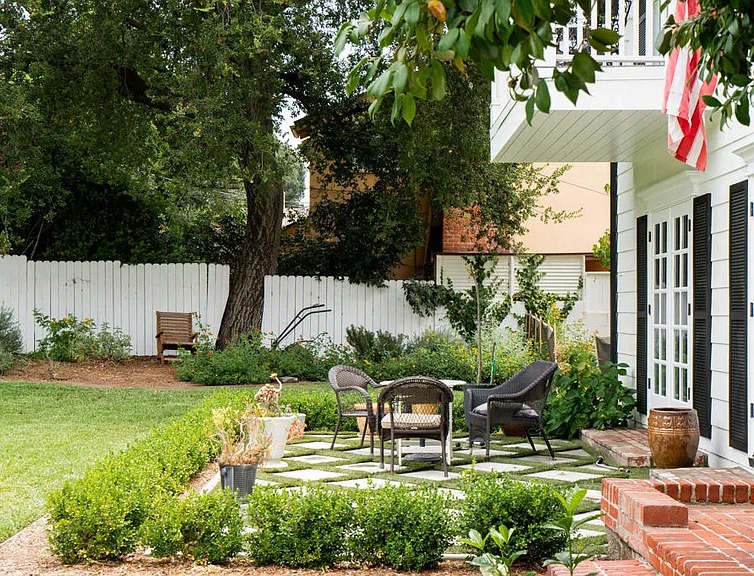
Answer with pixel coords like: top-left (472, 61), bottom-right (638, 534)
top-left (213, 404), bottom-right (272, 502)
top-left (254, 375), bottom-right (306, 466)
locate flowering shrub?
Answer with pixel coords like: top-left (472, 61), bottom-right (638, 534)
top-left (33, 310), bottom-right (131, 362)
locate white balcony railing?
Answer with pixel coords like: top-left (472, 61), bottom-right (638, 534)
top-left (551, 0), bottom-right (667, 66)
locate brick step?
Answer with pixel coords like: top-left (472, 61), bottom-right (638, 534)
top-left (603, 474), bottom-right (754, 575)
top-left (546, 559), bottom-right (658, 575)
top-left (581, 428), bottom-right (707, 468)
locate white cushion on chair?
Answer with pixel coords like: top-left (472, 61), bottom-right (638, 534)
top-left (473, 403), bottom-right (535, 417)
top-left (381, 413), bottom-right (441, 430)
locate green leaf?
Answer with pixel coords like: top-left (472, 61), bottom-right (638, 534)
top-left (525, 95), bottom-right (535, 125)
top-left (393, 62), bottom-right (409, 93)
top-left (590, 27), bottom-right (620, 46)
top-left (495, 0), bottom-right (512, 25)
top-left (655, 29), bottom-right (672, 55)
top-left (736, 96), bottom-right (750, 126)
top-left (477, 0), bottom-right (496, 36)
top-left (576, 0), bottom-right (591, 19)
top-left (378, 24), bottom-right (397, 45)
top-left (365, 56), bottom-right (383, 83)
top-left (438, 28), bottom-right (460, 52)
top-left (456, 29), bottom-right (471, 57)
top-left (334, 23), bottom-right (353, 55)
top-left (402, 93), bottom-right (417, 125)
top-left (466, 6), bottom-right (482, 37)
top-left (572, 50), bottom-right (598, 84)
top-left (416, 23), bottom-right (431, 51)
top-left (430, 60), bottom-right (447, 100)
top-left (405, 1), bottom-right (421, 27)
top-left (532, 0), bottom-right (551, 19)
top-left (512, 0), bottom-right (535, 30)
top-left (535, 80), bottom-right (550, 113)
top-left (702, 95), bottom-right (722, 108)
top-left (346, 59), bottom-right (368, 95)
top-left (391, 1), bottom-right (410, 26)
top-left (731, 74), bottom-right (750, 87)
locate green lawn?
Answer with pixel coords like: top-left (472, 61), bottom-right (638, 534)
top-left (0, 381), bottom-right (218, 542)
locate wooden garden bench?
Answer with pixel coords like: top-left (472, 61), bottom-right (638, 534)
top-left (155, 311), bottom-right (196, 364)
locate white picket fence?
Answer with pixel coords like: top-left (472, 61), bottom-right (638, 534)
top-left (0, 255), bottom-right (229, 355)
top-left (0, 255), bottom-right (610, 355)
top-left (261, 276), bottom-right (441, 347)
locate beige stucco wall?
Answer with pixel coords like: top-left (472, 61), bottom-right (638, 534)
top-left (517, 162), bottom-right (610, 254)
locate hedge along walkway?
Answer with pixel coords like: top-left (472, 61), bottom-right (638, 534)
top-left (0, 430), bottom-right (644, 576)
top-left (207, 431), bottom-right (649, 541)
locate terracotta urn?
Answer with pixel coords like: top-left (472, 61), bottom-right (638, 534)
top-left (647, 407), bottom-right (700, 468)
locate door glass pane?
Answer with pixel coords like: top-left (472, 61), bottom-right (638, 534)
top-left (661, 222), bottom-right (668, 253)
top-left (683, 215), bottom-right (689, 249)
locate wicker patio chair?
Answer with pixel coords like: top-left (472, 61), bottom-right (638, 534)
top-left (377, 376), bottom-right (453, 476)
top-left (464, 360), bottom-right (558, 460)
top-left (328, 365), bottom-right (378, 455)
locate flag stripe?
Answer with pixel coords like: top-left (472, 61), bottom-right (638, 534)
top-left (662, 0), bottom-right (716, 171)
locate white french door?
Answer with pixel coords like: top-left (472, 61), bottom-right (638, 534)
top-left (648, 204), bottom-right (692, 409)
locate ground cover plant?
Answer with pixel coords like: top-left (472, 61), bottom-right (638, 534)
top-left (0, 381), bottom-right (217, 543)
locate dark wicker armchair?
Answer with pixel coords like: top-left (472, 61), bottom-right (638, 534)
top-left (377, 377), bottom-right (453, 476)
top-left (328, 365), bottom-right (378, 454)
top-left (464, 360), bottom-right (558, 459)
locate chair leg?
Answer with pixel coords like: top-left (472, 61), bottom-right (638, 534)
top-left (331, 415), bottom-right (342, 450)
top-left (359, 416), bottom-right (368, 448)
top-left (485, 420), bottom-right (491, 461)
top-left (441, 434), bottom-right (448, 477)
top-left (368, 417), bottom-right (374, 457)
top-left (540, 427), bottom-right (555, 459)
top-left (524, 428), bottom-right (537, 453)
top-left (380, 436), bottom-right (385, 469)
top-left (390, 431), bottom-right (395, 473)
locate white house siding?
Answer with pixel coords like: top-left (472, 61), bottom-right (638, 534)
top-left (617, 121), bottom-right (754, 468)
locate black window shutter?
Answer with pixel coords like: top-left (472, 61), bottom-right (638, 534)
top-left (636, 215), bottom-right (648, 415)
top-left (693, 194), bottom-right (712, 438)
top-left (729, 181), bottom-right (748, 452)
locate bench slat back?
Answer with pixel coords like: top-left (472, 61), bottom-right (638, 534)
top-left (156, 312), bottom-right (193, 342)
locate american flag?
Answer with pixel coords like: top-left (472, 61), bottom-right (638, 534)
top-left (662, 0), bottom-right (717, 171)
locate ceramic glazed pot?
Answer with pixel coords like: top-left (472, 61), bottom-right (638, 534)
top-left (220, 464), bottom-right (257, 501)
top-left (647, 407), bottom-right (700, 468)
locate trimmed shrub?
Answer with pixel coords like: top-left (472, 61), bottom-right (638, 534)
top-left (246, 484), bottom-right (354, 568)
top-left (280, 388), bottom-right (355, 432)
top-left (0, 306), bottom-right (22, 355)
top-left (0, 306), bottom-right (22, 374)
top-left (346, 325), bottom-right (406, 363)
top-left (141, 490), bottom-right (243, 564)
top-left (46, 389), bottom-right (251, 563)
top-left (174, 335), bottom-right (352, 385)
top-left (351, 484), bottom-right (453, 571)
top-left (174, 336), bottom-right (271, 385)
top-left (458, 471), bottom-right (567, 562)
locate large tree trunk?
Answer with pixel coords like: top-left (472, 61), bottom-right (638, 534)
top-left (217, 176), bottom-right (283, 344)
